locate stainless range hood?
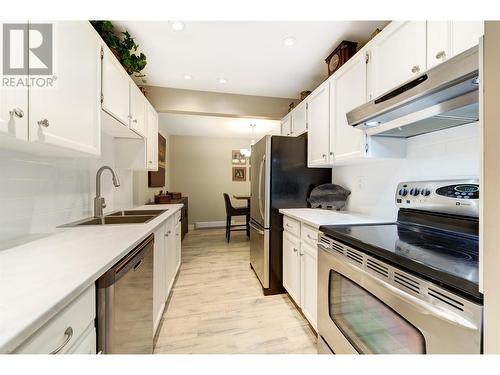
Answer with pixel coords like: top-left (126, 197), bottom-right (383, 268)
top-left (347, 46), bottom-right (479, 138)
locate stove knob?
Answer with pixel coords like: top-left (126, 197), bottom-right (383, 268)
top-left (410, 188), bottom-right (420, 196)
top-left (398, 188), bottom-right (408, 197)
top-left (422, 189), bottom-right (431, 196)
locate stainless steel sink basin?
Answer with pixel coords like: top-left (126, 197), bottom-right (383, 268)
top-left (106, 209), bottom-right (167, 217)
top-left (59, 209), bottom-right (166, 227)
top-left (66, 215), bottom-right (156, 226)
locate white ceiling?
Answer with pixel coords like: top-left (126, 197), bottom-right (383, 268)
top-left (113, 21), bottom-right (388, 98)
top-left (159, 113), bottom-right (280, 139)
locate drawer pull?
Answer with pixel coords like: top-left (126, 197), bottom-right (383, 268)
top-left (50, 326), bottom-right (73, 354)
top-left (307, 234), bottom-right (315, 240)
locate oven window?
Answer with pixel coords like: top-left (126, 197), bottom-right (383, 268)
top-left (329, 270), bottom-right (426, 354)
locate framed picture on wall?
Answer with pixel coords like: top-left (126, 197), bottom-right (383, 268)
top-left (232, 166), bottom-right (246, 182)
top-left (232, 150), bottom-right (246, 165)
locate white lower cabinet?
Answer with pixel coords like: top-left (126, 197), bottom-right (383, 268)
top-left (67, 324), bottom-right (97, 354)
top-left (14, 285), bottom-right (96, 354)
top-left (283, 231), bottom-right (301, 304)
top-left (153, 223), bottom-right (167, 333)
top-left (153, 212), bottom-right (183, 336)
top-left (282, 218), bottom-right (319, 331)
top-left (300, 242), bottom-right (318, 331)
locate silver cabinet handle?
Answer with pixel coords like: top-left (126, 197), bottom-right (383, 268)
top-left (9, 108), bottom-right (24, 118)
top-left (322, 153), bottom-right (327, 159)
top-left (435, 51), bottom-right (446, 60)
top-left (307, 234), bottom-right (315, 240)
top-left (148, 161), bottom-right (153, 164)
top-left (38, 119), bottom-right (49, 127)
top-left (411, 65), bottom-right (420, 74)
top-left (293, 248), bottom-right (298, 252)
top-left (50, 326), bottom-right (73, 354)
top-left (133, 119), bottom-right (138, 123)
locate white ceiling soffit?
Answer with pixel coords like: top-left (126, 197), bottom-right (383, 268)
top-left (159, 113), bottom-right (280, 139)
top-left (113, 21), bottom-right (388, 98)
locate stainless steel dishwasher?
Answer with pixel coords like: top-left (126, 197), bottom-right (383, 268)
top-left (97, 234), bottom-right (154, 354)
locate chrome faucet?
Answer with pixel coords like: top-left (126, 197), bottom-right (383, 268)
top-left (94, 166), bottom-right (120, 218)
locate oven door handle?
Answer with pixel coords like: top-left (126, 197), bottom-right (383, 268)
top-left (369, 273), bottom-right (479, 330)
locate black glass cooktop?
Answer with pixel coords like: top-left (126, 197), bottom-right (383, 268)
top-left (320, 222), bottom-right (480, 301)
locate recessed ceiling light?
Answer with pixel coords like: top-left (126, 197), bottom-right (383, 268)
top-left (183, 74), bottom-right (192, 80)
top-left (171, 21), bottom-right (185, 31)
top-left (218, 78), bottom-right (227, 84)
top-left (283, 37), bottom-right (296, 47)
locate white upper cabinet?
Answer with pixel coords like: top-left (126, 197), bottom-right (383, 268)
top-left (291, 101), bottom-right (307, 136)
top-left (369, 21), bottom-right (426, 99)
top-left (146, 103), bottom-right (159, 170)
top-left (427, 21), bottom-right (484, 69)
top-left (427, 21), bottom-right (452, 69)
top-left (29, 22), bottom-right (101, 156)
top-left (101, 46), bottom-right (130, 127)
top-left (307, 80), bottom-right (331, 167)
top-left (331, 51), bottom-right (367, 163)
top-left (130, 83), bottom-right (147, 137)
top-left (280, 114), bottom-right (291, 136)
top-left (451, 21), bottom-right (484, 56)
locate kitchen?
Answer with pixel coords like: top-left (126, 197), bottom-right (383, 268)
top-left (2, 0), bottom-right (500, 373)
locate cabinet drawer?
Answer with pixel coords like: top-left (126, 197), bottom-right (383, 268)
top-left (283, 216), bottom-right (300, 237)
top-left (301, 224), bottom-right (319, 247)
top-left (67, 324), bottom-right (96, 354)
top-left (14, 285), bottom-right (96, 354)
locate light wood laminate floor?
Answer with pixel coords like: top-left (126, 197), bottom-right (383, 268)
top-left (154, 228), bottom-right (318, 354)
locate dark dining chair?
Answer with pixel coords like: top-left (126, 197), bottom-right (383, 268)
top-left (223, 193), bottom-right (250, 242)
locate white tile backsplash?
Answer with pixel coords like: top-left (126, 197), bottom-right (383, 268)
top-left (0, 133), bottom-right (133, 243)
top-left (332, 122), bottom-right (480, 220)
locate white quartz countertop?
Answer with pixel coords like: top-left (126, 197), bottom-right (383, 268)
top-left (278, 208), bottom-right (392, 229)
top-left (0, 204), bottom-right (183, 353)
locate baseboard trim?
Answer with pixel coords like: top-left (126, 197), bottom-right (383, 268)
top-left (194, 220), bottom-right (246, 229)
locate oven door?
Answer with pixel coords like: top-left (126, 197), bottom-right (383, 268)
top-left (317, 240), bottom-right (482, 354)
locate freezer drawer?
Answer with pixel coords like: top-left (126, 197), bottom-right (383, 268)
top-left (249, 221), bottom-right (270, 289)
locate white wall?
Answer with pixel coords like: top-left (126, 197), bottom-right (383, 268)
top-left (0, 133), bottom-right (133, 245)
top-left (332, 122), bottom-right (480, 220)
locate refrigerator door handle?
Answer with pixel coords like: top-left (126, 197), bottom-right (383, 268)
top-left (249, 221), bottom-right (265, 235)
top-left (258, 154), bottom-right (266, 222)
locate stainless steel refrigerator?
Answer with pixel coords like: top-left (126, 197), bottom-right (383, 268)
top-left (249, 133), bottom-right (331, 295)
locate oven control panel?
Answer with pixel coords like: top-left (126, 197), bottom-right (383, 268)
top-left (395, 179), bottom-right (479, 217)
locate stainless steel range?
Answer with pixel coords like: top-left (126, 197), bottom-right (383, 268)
top-left (317, 179), bottom-right (482, 354)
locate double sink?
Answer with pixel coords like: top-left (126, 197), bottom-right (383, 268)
top-left (61, 209), bottom-right (167, 227)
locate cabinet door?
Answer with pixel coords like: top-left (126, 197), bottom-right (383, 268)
top-left (307, 80), bottom-right (331, 167)
top-left (165, 217), bottom-right (177, 294)
top-left (67, 326), bottom-right (96, 354)
top-left (29, 21), bottom-right (100, 155)
top-left (370, 21), bottom-right (426, 99)
top-left (282, 232), bottom-right (301, 305)
top-left (153, 224), bottom-right (166, 333)
top-left (291, 101), bottom-right (307, 136)
top-left (130, 82), bottom-right (147, 137)
top-left (451, 21), bottom-right (484, 56)
top-left (281, 114), bottom-right (291, 136)
top-left (174, 221), bottom-right (182, 272)
top-left (300, 242), bottom-right (318, 331)
top-left (332, 52), bottom-right (367, 163)
top-left (146, 103), bottom-right (159, 170)
top-left (427, 21), bottom-right (451, 69)
top-left (0, 22), bottom-right (28, 140)
top-left (101, 45), bottom-right (130, 126)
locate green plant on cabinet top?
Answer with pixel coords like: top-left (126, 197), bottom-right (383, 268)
top-left (90, 20), bottom-right (147, 82)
